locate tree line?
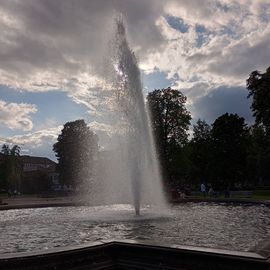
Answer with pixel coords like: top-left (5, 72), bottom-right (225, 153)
top-left (147, 67), bottom-right (270, 190)
top-left (0, 67), bottom-right (269, 193)
top-left (0, 145), bottom-right (22, 192)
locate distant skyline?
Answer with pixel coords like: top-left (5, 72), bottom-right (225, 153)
top-left (0, 0), bottom-right (269, 160)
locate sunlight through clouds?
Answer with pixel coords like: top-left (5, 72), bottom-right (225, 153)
top-left (0, 0), bottom-right (269, 157)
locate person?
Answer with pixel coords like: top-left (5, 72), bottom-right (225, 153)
top-left (224, 186), bottom-right (230, 198)
top-left (8, 189), bottom-right (12, 197)
top-left (200, 182), bottom-right (206, 197)
top-left (208, 186), bottom-right (214, 196)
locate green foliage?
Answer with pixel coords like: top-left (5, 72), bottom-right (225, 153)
top-left (147, 87), bottom-right (191, 147)
top-left (253, 189), bottom-right (270, 198)
top-left (147, 87), bottom-right (191, 182)
top-left (169, 145), bottom-right (192, 183)
top-left (53, 120), bottom-right (99, 188)
top-left (193, 119), bottom-right (211, 142)
top-left (189, 120), bottom-right (212, 185)
top-left (210, 113), bottom-right (248, 187)
top-left (246, 126), bottom-right (270, 186)
top-left (0, 144), bottom-right (22, 191)
top-left (247, 67), bottom-right (270, 134)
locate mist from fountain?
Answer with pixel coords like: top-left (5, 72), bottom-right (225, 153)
top-left (90, 17), bottom-right (167, 214)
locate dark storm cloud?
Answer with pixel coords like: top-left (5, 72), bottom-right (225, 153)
top-left (190, 86), bottom-right (254, 125)
top-left (0, 0), bottom-right (165, 85)
top-left (0, 0), bottom-right (269, 92)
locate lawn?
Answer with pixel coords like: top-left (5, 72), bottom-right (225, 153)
top-left (252, 189), bottom-right (270, 200)
top-left (183, 189), bottom-right (270, 200)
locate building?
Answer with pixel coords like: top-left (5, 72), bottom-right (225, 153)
top-left (0, 153), bottom-right (60, 193)
top-left (19, 155), bottom-right (59, 193)
top-left (21, 155), bottom-right (56, 172)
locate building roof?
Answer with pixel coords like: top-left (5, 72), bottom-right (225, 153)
top-left (20, 155), bottom-right (56, 165)
top-left (0, 154), bottom-right (57, 172)
top-left (20, 155), bottom-right (57, 172)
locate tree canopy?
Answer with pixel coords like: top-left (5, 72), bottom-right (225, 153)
top-left (192, 119), bottom-right (211, 143)
top-left (188, 120), bottom-right (212, 184)
top-left (0, 144), bottom-right (22, 191)
top-left (246, 126), bottom-right (270, 186)
top-left (247, 66), bottom-right (270, 134)
top-left (53, 120), bottom-right (99, 189)
top-left (210, 113), bottom-right (248, 187)
top-left (147, 87), bottom-right (191, 181)
top-left (147, 87), bottom-right (191, 147)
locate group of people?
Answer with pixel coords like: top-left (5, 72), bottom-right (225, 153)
top-left (200, 183), bottom-right (216, 197)
top-left (7, 189), bottom-right (20, 197)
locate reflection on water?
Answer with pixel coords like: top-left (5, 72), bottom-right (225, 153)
top-left (0, 203), bottom-right (269, 254)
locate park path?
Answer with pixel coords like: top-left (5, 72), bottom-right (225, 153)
top-left (0, 195), bottom-right (81, 210)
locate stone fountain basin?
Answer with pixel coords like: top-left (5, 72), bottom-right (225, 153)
top-left (0, 203), bottom-right (269, 255)
top-left (0, 240), bottom-right (269, 270)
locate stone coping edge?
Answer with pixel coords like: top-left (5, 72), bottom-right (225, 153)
top-left (0, 240), bottom-right (269, 270)
top-left (0, 239), bottom-right (269, 260)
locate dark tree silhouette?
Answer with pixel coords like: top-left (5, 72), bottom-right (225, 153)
top-left (53, 120), bottom-right (99, 189)
top-left (247, 67), bottom-right (270, 134)
top-left (189, 120), bottom-right (212, 184)
top-left (246, 126), bottom-right (270, 186)
top-left (0, 144), bottom-right (22, 191)
top-left (147, 87), bottom-right (191, 181)
top-left (210, 113), bottom-right (248, 187)
top-left (193, 119), bottom-right (211, 143)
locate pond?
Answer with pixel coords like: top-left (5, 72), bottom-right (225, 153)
top-left (1, 203), bottom-right (269, 254)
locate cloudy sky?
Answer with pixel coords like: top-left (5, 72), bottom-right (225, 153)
top-left (0, 0), bottom-right (269, 160)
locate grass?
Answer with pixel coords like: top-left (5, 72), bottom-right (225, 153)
top-left (185, 189), bottom-right (270, 200)
top-left (0, 192), bottom-right (7, 198)
top-left (252, 190), bottom-right (270, 200)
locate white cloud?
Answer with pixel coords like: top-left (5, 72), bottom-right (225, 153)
top-left (34, 117), bottom-right (58, 131)
top-left (0, 126), bottom-right (61, 147)
top-left (140, 0), bottom-right (270, 105)
top-left (0, 0), bottom-right (269, 124)
top-left (0, 126), bottom-right (62, 160)
top-left (0, 100), bottom-right (37, 131)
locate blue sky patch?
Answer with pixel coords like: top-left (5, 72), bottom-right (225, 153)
top-left (195, 24), bottom-right (210, 48)
top-left (142, 70), bottom-right (172, 92)
top-left (165, 15), bottom-right (189, 33)
top-left (0, 85), bottom-right (88, 134)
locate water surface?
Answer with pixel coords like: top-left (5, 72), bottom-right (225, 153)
top-left (0, 203), bottom-right (269, 254)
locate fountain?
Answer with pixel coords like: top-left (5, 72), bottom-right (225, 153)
top-left (91, 17), bottom-right (166, 214)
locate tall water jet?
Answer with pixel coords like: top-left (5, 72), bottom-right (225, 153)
top-left (95, 17), bottom-right (167, 214)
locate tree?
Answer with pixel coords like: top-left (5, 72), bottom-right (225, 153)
top-left (53, 120), bottom-right (99, 189)
top-left (193, 119), bottom-right (211, 143)
top-left (147, 87), bottom-right (191, 181)
top-left (247, 67), bottom-right (270, 134)
top-left (246, 126), bottom-right (270, 186)
top-left (189, 119), bottom-right (212, 184)
top-left (210, 113), bottom-right (248, 187)
top-left (0, 144), bottom-right (22, 191)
